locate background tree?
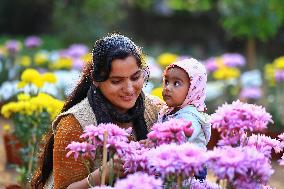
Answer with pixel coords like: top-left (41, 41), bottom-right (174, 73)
top-left (217, 0), bottom-right (284, 69)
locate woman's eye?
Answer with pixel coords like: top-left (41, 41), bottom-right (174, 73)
top-left (174, 81), bottom-right (181, 87)
top-left (131, 76), bottom-right (140, 81)
top-left (111, 80), bottom-right (121, 84)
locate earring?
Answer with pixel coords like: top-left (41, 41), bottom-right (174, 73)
top-left (94, 85), bottom-right (97, 94)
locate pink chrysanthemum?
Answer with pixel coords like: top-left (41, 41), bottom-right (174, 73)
top-left (145, 143), bottom-right (207, 178)
top-left (66, 123), bottom-right (130, 160)
top-left (147, 118), bottom-right (193, 146)
top-left (114, 172), bottom-right (163, 189)
top-left (66, 141), bottom-right (95, 160)
top-left (208, 146), bottom-right (274, 188)
top-left (80, 123), bottom-right (130, 153)
top-left (278, 133), bottom-right (284, 141)
top-left (122, 141), bottom-right (150, 173)
top-left (241, 134), bottom-right (283, 158)
top-left (210, 100), bottom-right (273, 146)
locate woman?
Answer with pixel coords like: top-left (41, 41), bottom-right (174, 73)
top-left (31, 34), bottom-right (163, 189)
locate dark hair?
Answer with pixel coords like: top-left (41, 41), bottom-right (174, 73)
top-left (31, 33), bottom-right (147, 188)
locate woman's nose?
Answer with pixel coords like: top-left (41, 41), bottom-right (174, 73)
top-left (123, 80), bottom-right (134, 93)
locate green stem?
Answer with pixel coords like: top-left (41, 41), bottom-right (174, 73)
top-left (81, 156), bottom-right (91, 174)
top-left (27, 124), bottom-right (37, 177)
top-left (177, 174), bottom-right (182, 189)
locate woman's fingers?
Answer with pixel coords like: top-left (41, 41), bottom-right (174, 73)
top-left (111, 155), bottom-right (126, 177)
top-left (139, 139), bottom-right (147, 145)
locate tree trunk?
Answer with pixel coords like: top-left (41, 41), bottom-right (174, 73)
top-left (246, 38), bottom-right (256, 69)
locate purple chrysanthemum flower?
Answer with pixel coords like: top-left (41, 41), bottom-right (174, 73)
top-left (67, 44), bottom-right (89, 58)
top-left (145, 143), bottom-right (207, 178)
top-left (5, 40), bottom-right (21, 54)
top-left (123, 141), bottom-right (150, 173)
top-left (72, 58), bottom-right (84, 70)
top-left (239, 87), bottom-right (262, 100)
top-left (114, 172), bottom-right (163, 189)
top-left (190, 178), bottom-right (221, 189)
top-left (222, 53), bottom-right (246, 67)
top-left (24, 36), bottom-right (42, 48)
top-left (210, 100), bottom-right (273, 146)
top-left (208, 146), bottom-right (274, 188)
top-left (204, 58), bottom-right (218, 72)
top-left (147, 118), bottom-right (193, 146)
top-left (241, 134), bottom-right (283, 158)
top-left (66, 141), bottom-right (95, 160)
top-left (274, 70), bottom-right (284, 82)
top-left (261, 185), bottom-right (276, 189)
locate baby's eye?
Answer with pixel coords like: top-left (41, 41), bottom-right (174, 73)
top-left (174, 81), bottom-right (181, 87)
top-left (164, 79), bottom-right (169, 85)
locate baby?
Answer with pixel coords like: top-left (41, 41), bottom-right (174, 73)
top-left (158, 58), bottom-right (211, 181)
top-left (158, 58), bottom-right (211, 148)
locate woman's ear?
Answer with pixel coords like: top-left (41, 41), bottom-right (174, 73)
top-left (93, 81), bottom-right (99, 87)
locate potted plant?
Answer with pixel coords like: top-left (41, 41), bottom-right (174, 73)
top-left (1, 68), bottom-right (63, 187)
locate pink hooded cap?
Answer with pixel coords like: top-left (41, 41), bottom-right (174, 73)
top-left (165, 58), bottom-right (207, 112)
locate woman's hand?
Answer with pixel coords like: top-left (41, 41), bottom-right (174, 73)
top-left (109, 154), bottom-right (126, 178)
top-left (139, 139), bottom-right (153, 148)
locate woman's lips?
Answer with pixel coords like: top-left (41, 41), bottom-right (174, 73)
top-left (121, 95), bottom-right (135, 101)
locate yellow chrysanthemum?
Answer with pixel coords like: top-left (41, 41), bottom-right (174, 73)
top-left (32, 78), bottom-right (44, 88)
top-left (3, 124), bottom-right (11, 133)
top-left (264, 64), bottom-right (276, 86)
top-left (213, 67), bottom-right (240, 80)
top-left (17, 81), bottom-right (27, 89)
top-left (42, 72), bottom-right (57, 83)
top-left (81, 53), bottom-right (92, 63)
top-left (20, 56), bottom-right (31, 67)
top-left (21, 68), bottom-right (41, 83)
top-left (51, 57), bottom-right (72, 70)
top-left (273, 56), bottom-right (284, 70)
top-left (157, 53), bottom-right (178, 68)
top-left (0, 46), bottom-right (7, 56)
top-left (20, 68), bottom-right (47, 88)
top-left (1, 92), bottom-right (64, 119)
top-left (34, 52), bottom-right (49, 65)
top-left (17, 93), bottom-right (31, 101)
top-left (151, 87), bottom-right (164, 101)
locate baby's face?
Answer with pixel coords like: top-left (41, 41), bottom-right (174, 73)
top-left (162, 66), bottom-right (190, 107)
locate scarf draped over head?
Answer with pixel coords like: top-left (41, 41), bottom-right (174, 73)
top-left (160, 58), bottom-right (207, 117)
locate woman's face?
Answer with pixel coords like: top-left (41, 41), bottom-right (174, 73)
top-left (97, 56), bottom-right (144, 113)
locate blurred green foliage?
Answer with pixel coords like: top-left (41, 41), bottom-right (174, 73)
top-left (218, 0), bottom-right (284, 41)
top-left (167, 0), bottom-right (213, 12)
top-left (51, 0), bottom-right (126, 44)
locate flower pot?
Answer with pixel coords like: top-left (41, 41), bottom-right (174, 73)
top-left (5, 184), bottom-right (21, 189)
top-left (3, 133), bottom-right (22, 165)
